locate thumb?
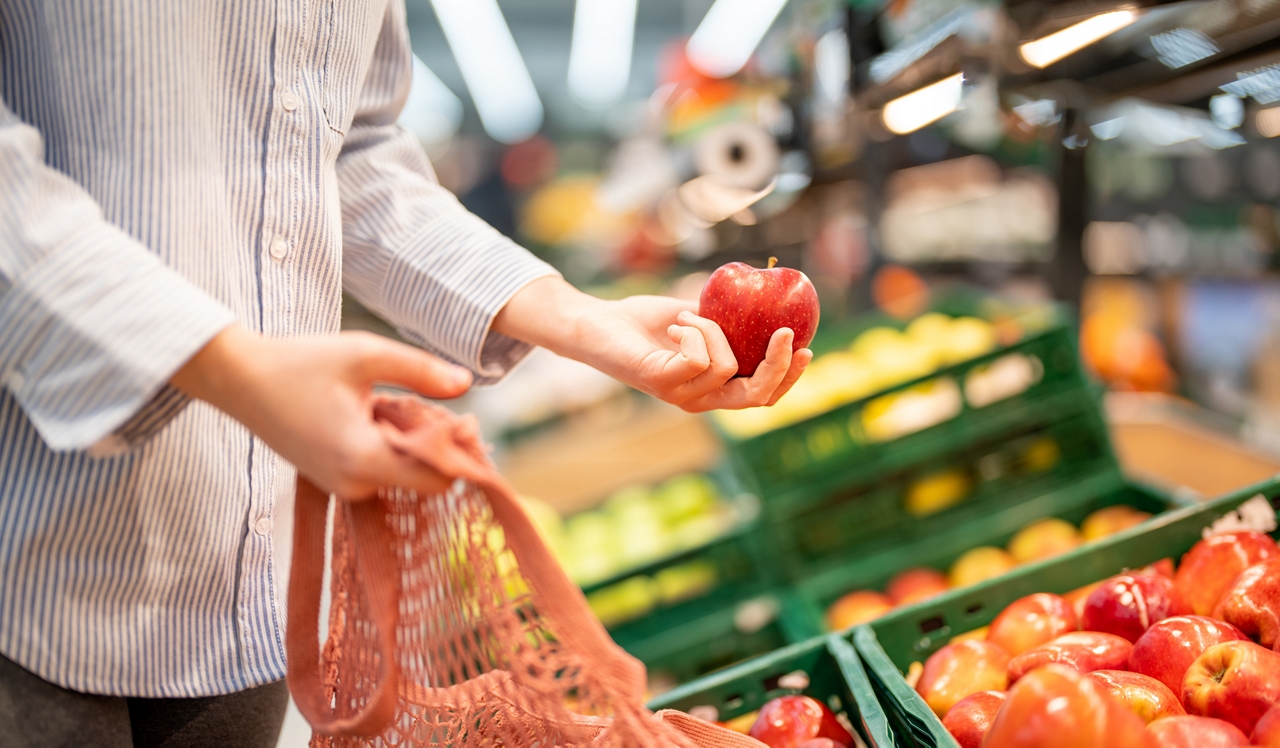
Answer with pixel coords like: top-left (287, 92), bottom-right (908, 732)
top-left (353, 335), bottom-right (473, 399)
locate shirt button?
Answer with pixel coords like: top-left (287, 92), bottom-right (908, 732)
top-left (254, 517), bottom-right (273, 536)
top-left (280, 91), bottom-right (300, 111)
top-left (269, 239), bottom-right (289, 260)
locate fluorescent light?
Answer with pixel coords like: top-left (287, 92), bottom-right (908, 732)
top-left (398, 55), bottom-right (463, 145)
top-left (1019, 10), bottom-right (1138, 69)
top-left (429, 0), bottom-right (543, 143)
top-left (686, 0), bottom-right (789, 79)
top-left (1258, 108), bottom-right (1280, 138)
top-left (882, 73), bottom-right (964, 135)
top-left (1150, 27), bottom-right (1220, 69)
top-left (567, 0), bottom-right (637, 108)
top-left (1223, 64), bottom-right (1280, 104)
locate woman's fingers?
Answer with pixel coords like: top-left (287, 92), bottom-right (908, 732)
top-left (658, 312), bottom-right (741, 403)
top-left (767, 348), bottom-right (813, 406)
top-left (354, 333), bottom-right (473, 399)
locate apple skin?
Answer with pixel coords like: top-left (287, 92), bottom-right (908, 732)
top-left (1146, 715), bottom-right (1250, 748)
top-left (1080, 573), bottom-right (1189, 643)
top-left (747, 695), bottom-right (855, 748)
top-left (886, 567), bottom-right (949, 606)
top-left (1063, 580), bottom-right (1103, 621)
top-left (941, 691), bottom-right (1005, 748)
top-left (1213, 557), bottom-right (1280, 650)
top-left (1174, 530), bottom-right (1280, 616)
top-left (1182, 640), bottom-right (1280, 736)
top-left (986, 593), bottom-right (1077, 657)
top-left (1129, 615), bottom-right (1248, 695)
top-left (916, 639), bottom-right (1011, 717)
top-left (1253, 703), bottom-right (1280, 747)
top-left (1140, 557), bottom-right (1175, 579)
top-left (1086, 670), bottom-right (1184, 723)
top-left (698, 260), bottom-right (819, 377)
top-left (796, 741), bottom-right (846, 748)
top-left (1006, 631), bottom-right (1134, 683)
top-left (980, 663), bottom-right (1155, 748)
top-left (826, 590), bottom-right (893, 631)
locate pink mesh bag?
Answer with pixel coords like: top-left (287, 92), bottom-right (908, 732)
top-left (286, 395), bottom-right (767, 747)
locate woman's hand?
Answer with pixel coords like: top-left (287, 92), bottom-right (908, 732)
top-left (494, 277), bottom-right (812, 412)
top-left (170, 327), bottom-right (469, 499)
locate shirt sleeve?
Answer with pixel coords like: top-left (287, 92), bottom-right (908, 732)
top-left (337, 0), bottom-right (559, 385)
top-left (0, 102), bottom-right (236, 453)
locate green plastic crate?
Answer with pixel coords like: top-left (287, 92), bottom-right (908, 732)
top-left (649, 634), bottom-right (901, 747)
top-left (853, 476), bottom-right (1280, 748)
top-left (718, 303), bottom-right (1084, 503)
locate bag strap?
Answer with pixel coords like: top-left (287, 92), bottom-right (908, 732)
top-left (286, 477), bottom-right (402, 736)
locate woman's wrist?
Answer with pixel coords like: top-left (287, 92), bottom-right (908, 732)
top-left (492, 276), bottom-right (607, 362)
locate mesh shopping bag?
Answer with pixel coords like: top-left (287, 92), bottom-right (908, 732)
top-left (286, 395), bottom-right (767, 747)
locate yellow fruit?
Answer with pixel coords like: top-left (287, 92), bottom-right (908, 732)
top-left (1008, 518), bottom-right (1082, 563)
top-left (1080, 506), bottom-right (1151, 541)
top-left (906, 312), bottom-right (954, 345)
top-left (905, 469), bottom-right (972, 517)
top-left (941, 317), bottom-right (998, 364)
top-left (851, 326), bottom-right (907, 358)
top-left (1018, 437), bottom-right (1061, 473)
top-left (948, 546), bottom-right (1018, 587)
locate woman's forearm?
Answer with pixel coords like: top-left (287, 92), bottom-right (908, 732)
top-left (491, 276), bottom-right (607, 362)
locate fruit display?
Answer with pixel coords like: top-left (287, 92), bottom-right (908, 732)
top-left (890, 524), bottom-right (1280, 747)
top-left (824, 505), bottom-right (1154, 631)
top-left (743, 695), bottom-right (855, 748)
top-left (713, 312), bottom-right (1010, 439)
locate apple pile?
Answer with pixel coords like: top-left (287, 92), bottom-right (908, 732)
top-left (825, 505), bottom-right (1153, 631)
top-left (910, 529), bottom-right (1280, 747)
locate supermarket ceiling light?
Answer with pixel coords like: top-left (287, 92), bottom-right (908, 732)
top-left (567, 0), bottom-right (637, 108)
top-left (686, 0), bottom-right (789, 78)
top-left (429, 0), bottom-right (543, 143)
top-left (1019, 9), bottom-right (1138, 69)
top-left (882, 73), bottom-right (965, 135)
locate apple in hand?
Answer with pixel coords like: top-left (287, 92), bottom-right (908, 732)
top-left (1129, 615), bottom-right (1248, 694)
top-left (986, 592), bottom-right (1077, 657)
top-left (941, 690), bottom-right (1005, 748)
top-left (1253, 703), bottom-right (1280, 747)
top-left (886, 567), bottom-right (949, 605)
top-left (1146, 715), bottom-right (1249, 748)
top-left (826, 590), bottom-right (893, 631)
top-left (1081, 573), bottom-right (1189, 643)
top-left (1174, 530), bottom-right (1280, 616)
top-left (915, 639), bottom-right (1010, 717)
top-left (1214, 557), bottom-right (1280, 650)
top-left (981, 664), bottom-right (1155, 748)
top-left (748, 695), bottom-right (854, 748)
top-left (1086, 670), bottom-right (1184, 723)
top-left (699, 258), bottom-right (819, 377)
top-left (1183, 640), bottom-right (1280, 736)
top-left (1007, 631), bottom-right (1134, 682)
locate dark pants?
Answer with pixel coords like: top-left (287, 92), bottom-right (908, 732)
top-left (0, 654), bottom-right (289, 748)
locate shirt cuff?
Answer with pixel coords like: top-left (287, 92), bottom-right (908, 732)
top-left (354, 212), bottom-right (560, 385)
top-left (0, 224), bottom-right (235, 451)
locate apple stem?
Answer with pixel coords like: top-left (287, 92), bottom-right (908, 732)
top-left (767, 256), bottom-right (778, 269)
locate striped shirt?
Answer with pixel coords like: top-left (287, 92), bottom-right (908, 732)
top-left (0, 1), bottom-right (557, 697)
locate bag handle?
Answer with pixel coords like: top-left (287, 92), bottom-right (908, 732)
top-left (286, 477), bottom-right (402, 736)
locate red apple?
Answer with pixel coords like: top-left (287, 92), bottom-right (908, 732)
top-left (1130, 615), bottom-right (1248, 694)
top-left (1140, 557), bottom-right (1175, 579)
top-left (1086, 670), bottom-right (1185, 723)
top-left (1081, 573), bottom-right (1189, 643)
top-left (1006, 631), bottom-right (1134, 683)
top-left (981, 663), bottom-right (1155, 747)
top-left (941, 690), bottom-right (1005, 748)
top-left (748, 695), bottom-right (854, 748)
top-left (1182, 640), bottom-right (1280, 736)
top-left (1174, 531), bottom-right (1280, 616)
top-left (796, 741), bottom-right (845, 748)
top-left (1146, 715), bottom-right (1249, 748)
top-left (1214, 557), bottom-right (1280, 650)
top-left (916, 639), bottom-right (1010, 717)
top-left (986, 593), bottom-right (1077, 657)
top-left (886, 567), bottom-right (949, 606)
top-left (1253, 703), bottom-right (1280, 747)
top-left (1064, 580), bottom-right (1103, 621)
top-left (698, 258), bottom-right (819, 377)
top-left (826, 590), bottom-right (893, 631)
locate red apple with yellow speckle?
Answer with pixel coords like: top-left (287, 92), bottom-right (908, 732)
top-left (699, 258), bottom-right (819, 377)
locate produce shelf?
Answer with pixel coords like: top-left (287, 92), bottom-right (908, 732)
top-left (852, 476), bottom-right (1280, 748)
top-left (648, 634), bottom-right (901, 747)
